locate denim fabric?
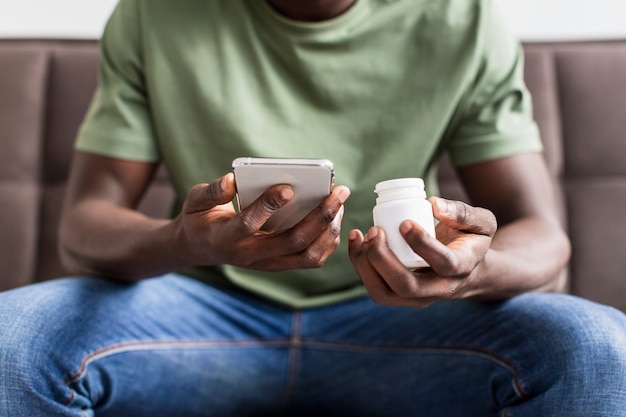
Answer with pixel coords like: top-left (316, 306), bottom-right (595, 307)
top-left (0, 274), bottom-right (625, 416)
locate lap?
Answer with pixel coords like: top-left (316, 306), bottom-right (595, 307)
top-left (1, 277), bottom-right (625, 416)
top-left (296, 293), bottom-right (626, 416)
top-left (0, 275), bottom-right (295, 416)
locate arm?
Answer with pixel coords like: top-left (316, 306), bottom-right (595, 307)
top-left (59, 152), bottom-right (181, 280)
top-left (454, 152), bottom-right (569, 298)
top-left (59, 151), bottom-right (350, 282)
top-left (348, 152), bottom-right (570, 307)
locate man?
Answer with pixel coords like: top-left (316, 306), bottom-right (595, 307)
top-left (1, 0), bottom-right (625, 416)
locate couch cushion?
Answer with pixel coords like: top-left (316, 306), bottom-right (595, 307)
top-left (0, 45), bottom-right (48, 289)
top-left (557, 42), bottom-right (626, 178)
top-left (554, 41), bottom-right (626, 309)
top-left (0, 46), bottom-right (47, 181)
top-left (567, 180), bottom-right (626, 310)
top-left (37, 43), bottom-right (102, 281)
top-left (523, 45), bottom-right (564, 178)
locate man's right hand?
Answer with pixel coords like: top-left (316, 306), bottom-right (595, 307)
top-left (174, 173), bottom-right (350, 271)
top-left (60, 152), bottom-right (349, 281)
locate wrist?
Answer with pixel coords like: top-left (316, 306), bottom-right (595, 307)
top-left (167, 214), bottom-right (198, 268)
top-left (456, 248), bottom-right (508, 301)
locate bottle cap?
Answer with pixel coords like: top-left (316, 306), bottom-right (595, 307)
top-left (374, 178), bottom-right (426, 202)
top-left (375, 178), bottom-right (425, 193)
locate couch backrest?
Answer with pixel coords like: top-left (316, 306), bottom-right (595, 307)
top-left (0, 40), bottom-right (173, 288)
top-left (1, 39), bottom-right (625, 310)
top-left (439, 41), bottom-right (626, 311)
top-left (529, 41), bottom-right (626, 310)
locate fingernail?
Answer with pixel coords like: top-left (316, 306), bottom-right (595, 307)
top-left (338, 187), bottom-right (350, 203)
top-left (220, 175), bottom-right (229, 191)
top-left (280, 187), bottom-right (294, 201)
top-left (348, 230), bottom-right (359, 241)
top-left (365, 227), bottom-right (378, 241)
top-left (399, 221), bottom-right (412, 234)
top-left (434, 197), bottom-right (448, 214)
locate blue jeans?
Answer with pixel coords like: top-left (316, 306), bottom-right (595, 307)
top-left (1, 274), bottom-right (625, 416)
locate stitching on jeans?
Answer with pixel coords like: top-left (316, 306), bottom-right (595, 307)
top-left (65, 389), bottom-right (75, 409)
top-left (285, 311), bottom-right (302, 409)
top-left (299, 339), bottom-right (529, 399)
top-left (63, 338), bottom-right (289, 387)
top-left (63, 337), bottom-right (529, 409)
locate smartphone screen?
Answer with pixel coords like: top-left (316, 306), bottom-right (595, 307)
top-left (232, 157), bottom-right (335, 231)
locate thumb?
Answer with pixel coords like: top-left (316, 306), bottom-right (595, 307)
top-left (430, 197), bottom-right (497, 237)
top-left (185, 173), bottom-right (237, 213)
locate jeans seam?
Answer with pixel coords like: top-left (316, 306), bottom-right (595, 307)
top-left (285, 311), bottom-right (303, 410)
top-left (299, 339), bottom-right (529, 400)
top-left (62, 338), bottom-right (529, 410)
top-left (62, 338), bottom-right (290, 406)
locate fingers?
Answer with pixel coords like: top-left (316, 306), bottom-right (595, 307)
top-left (184, 173), bottom-right (237, 214)
top-left (431, 197), bottom-right (497, 236)
top-left (236, 184), bottom-right (295, 234)
top-left (348, 228), bottom-right (398, 303)
top-left (349, 198), bottom-right (498, 308)
top-left (401, 220), bottom-right (469, 277)
top-left (236, 186), bottom-right (350, 268)
top-left (292, 186), bottom-right (350, 236)
top-left (181, 177), bottom-right (349, 270)
top-left (265, 186), bottom-right (349, 252)
top-left (251, 204), bottom-right (345, 270)
top-left (349, 227), bottom-right (451, 307)
top-left (298, 204), bottom-right (345, 267)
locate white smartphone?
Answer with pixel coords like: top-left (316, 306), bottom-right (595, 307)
top-left (232, 157), bottom-right (335, 232)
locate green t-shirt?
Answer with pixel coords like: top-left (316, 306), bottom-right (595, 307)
top-left (76, 0), bottom-right (542, 308)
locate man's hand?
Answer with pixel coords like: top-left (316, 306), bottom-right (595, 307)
top-left (348, 197), bottom-right (497, 308)
top-left (175, 173), bottom-right (351, 271)
top-left (59, 152), bottom-right (351, 281)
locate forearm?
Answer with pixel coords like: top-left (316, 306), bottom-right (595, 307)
top-left (472, 216), bottom-right (571, 299)
top-left (454, 154), bottom-right (572, 300)
top-left (59, 200), bottom-right (186, 282)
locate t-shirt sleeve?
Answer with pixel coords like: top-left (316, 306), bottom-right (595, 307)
top-left (446, 1), bottom-right (542, 167)
top-left (75, 0), bottom-right (160, 162)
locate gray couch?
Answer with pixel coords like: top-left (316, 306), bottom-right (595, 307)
top-left (1, 39), bottom-right (625, 310)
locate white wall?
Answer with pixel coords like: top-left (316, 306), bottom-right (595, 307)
top-left (502, 0), bottom-right (626, 41)
top-left (0, 0), bottom-right (118, 39)
top-left (0, 0), bottom-right (625, 41)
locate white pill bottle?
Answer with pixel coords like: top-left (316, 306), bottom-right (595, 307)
top-left (373, 178), bottom-right (436, 269)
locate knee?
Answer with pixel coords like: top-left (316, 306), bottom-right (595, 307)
top-left (0, 283), bottom-right (69, 370)
top-left (0, 278), bottom-right (117, 404)
top-left (0, 279), bottom-right (105, 376)
top-left (0, 290), bottom-right (53, 401)
top-left (504, 293), bottom-right (626, 386)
